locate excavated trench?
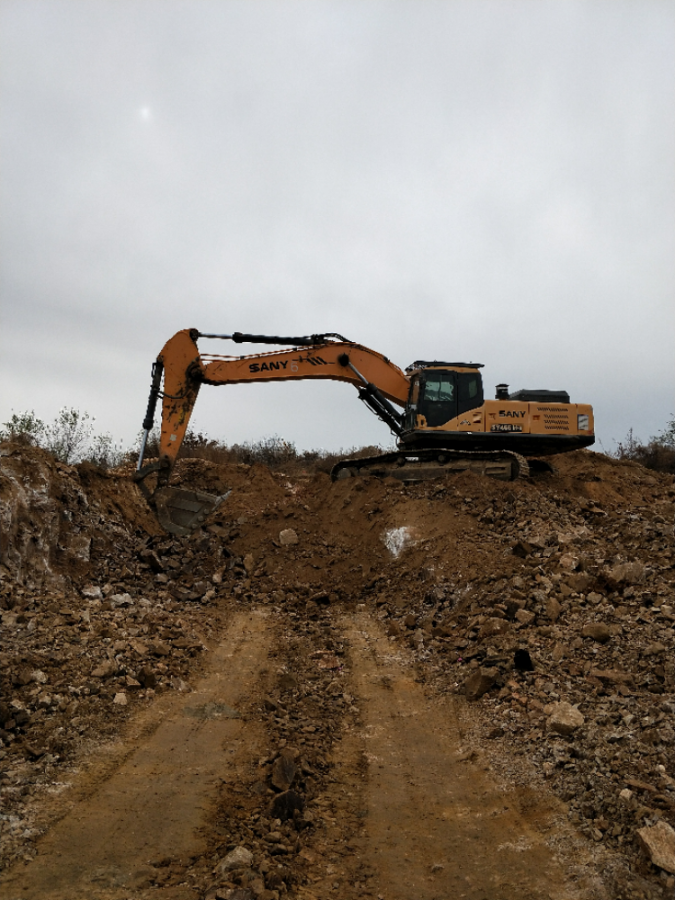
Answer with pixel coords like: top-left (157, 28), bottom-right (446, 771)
top-left (1, 443), bottom-right (675, 899)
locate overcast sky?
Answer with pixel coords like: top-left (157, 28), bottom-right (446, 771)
top-left (1, 0), bottom-right (674, 456)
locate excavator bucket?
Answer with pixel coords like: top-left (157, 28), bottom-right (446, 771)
top-left (153, 487), bottom-right (230, 537)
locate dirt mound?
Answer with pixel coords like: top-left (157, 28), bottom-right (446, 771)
top-left (1, 444), bottom-right (674, 897)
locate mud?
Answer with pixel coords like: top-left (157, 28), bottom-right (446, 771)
top-left (1, 443), bottom-right (674, 899)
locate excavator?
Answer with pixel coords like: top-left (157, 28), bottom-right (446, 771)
top-left (135, 328), bottom-right (594, 536)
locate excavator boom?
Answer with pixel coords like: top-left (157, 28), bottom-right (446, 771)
top-left (135, 329), bottom-right (410, 533)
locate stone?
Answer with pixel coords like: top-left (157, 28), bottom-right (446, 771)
top-left (138, 667), bottom-right (157, 689)
top-left (605, 560), bottom-right (645, 588)
top-left (478, 618), bottom-right (510, 641)
top-left (113, 692), bottom-right (128, 706)
top-left (109, 592), bottom-right (134, 608)
top-left (581, 623), bottom-right (611, 643)
top-left (638, 820), bottom-right (675, 874)
top-left (515, 609), bottom-right (535, 626)
top-left (545, 597), bottom-right (562, 621)
top-left (139, 549), bottom-right (164, 573)
top-left (559, 553), bottom-right (578, 569)
top-left (91, 660), bottom-right (118, 679)
top-left (173, 637), bottom-right (198, 650)
top-left (464, 667), bottom-right (499, 701)
top-left (514, 649), bottom-right (534, 672)
top-left (150, 640), bottom-right (171, 657)
top-left (271, 749), bottom-right (297, 791)
top-left (513, 540), bottom-right (535, 558)
top-left (552, 643), bottom-right (568, 662)
top-left (567, 573), bottom-right (593, 593)
top-left (548, 701), bottom-right (584, 735)
top-left (81, 584), bottom-right (103, 600)
top-left (279, 529), bottom-right (299, 546)
top-left (14, 668), bottom-right (34, 687)
top-left (588, 668), bottom-right (633, 685)
top-left (217, 845), bottom-right (253, 874)
top-left (269, 789), bottom-right (304, 821)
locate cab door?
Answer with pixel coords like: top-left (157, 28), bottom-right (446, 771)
top-left (418, 372), bottom-right (458, 427)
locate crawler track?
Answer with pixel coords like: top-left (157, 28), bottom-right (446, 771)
top-left (332, 448), bottom-right (530, 482)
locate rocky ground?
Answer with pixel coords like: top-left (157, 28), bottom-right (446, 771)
top-left (1, 441), bottom-right (674, 899)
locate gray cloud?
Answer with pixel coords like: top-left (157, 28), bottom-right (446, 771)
top-left (2, 0), bottom-right (673, 453)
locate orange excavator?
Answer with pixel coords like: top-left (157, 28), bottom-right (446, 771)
top-left (135, 329), bottom-right (594, 535)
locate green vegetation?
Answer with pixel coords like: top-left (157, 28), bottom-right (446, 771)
top-left (172, 429), bottom-right (388, 474)
top-left (611, 416), bottom-right (675, 475)
top-left (0, 408), bottom-right (125, 468)
top-left (0, 413), bottom-right (387, 474)
top-left (4, 407), bottom-right (674, 476)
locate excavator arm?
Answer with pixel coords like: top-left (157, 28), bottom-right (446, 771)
top-left (134, 328), bottom-right (410, 534)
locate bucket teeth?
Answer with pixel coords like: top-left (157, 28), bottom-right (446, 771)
top-left (154, 487), bottom-right (231, 536)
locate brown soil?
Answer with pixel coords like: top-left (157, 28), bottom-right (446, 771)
top-left (1, 443), bottom-right (674, 900)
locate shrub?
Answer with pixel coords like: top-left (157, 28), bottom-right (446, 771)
top-left (173, 431), bottom-right (393, 474)
top-left (0, 410), bottom-right (46, 446)
top-left (612, 417), bottom-right (675, 475)
top-left (1, 408), bottom-right (125, 469)
top-left (43, 408), bottom-right (95, 464)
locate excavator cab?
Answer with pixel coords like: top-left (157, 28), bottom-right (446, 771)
top-left (404, 364), bottom-right (484, 430)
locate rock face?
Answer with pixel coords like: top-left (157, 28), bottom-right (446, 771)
top-left (638, 820), bottom-right (675, 874)
top-left (548, 701), bottom-right (585, 735)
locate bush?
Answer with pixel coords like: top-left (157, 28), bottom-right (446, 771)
top-left (612, 417), bottom-right (675, 475)
top-left (173, 430), bottom-right (392, 474)
top-left (1, 408), bottom-right (394, 475)
top-left (1, 408), bottom-right (125, 468)
top-left (43, 408), bottom-right (94, 464)
top-left (0, 410), bottom-right (46, 446)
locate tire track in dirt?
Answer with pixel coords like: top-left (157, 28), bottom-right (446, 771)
top-left (0, 609), bottom-right (272, 900)
top-left (334, 610), bottom-right (606, 900)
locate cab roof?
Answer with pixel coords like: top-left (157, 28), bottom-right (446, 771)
top-left (405, 360), bottom-right (484, 373)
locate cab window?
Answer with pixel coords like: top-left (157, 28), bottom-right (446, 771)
top-left (419, 372), bottom-right (457, 427)
top-left (457, 373), bottom-right (483, 415)
top-left (423, 376), bottom-right (454, 403)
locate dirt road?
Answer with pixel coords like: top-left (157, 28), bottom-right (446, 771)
top-left (337, 611), bottom-right (601, 900)
top-left (1, 605), bottom-right (609, 900)
top-left (0, 610), bottom-right (271, 900)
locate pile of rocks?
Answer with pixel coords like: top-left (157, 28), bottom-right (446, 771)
top-left (361, 458), bottom-right (675, 891)
top-left (2, 438), bottom-right (675, 895)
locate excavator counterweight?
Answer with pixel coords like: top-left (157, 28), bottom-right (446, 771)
top-left (135, 329), bottom-right (594, 535)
